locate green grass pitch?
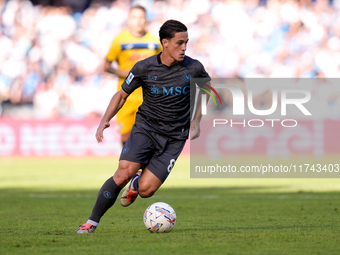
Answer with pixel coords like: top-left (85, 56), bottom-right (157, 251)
top-left (1, 156), bottom-right (340, 255)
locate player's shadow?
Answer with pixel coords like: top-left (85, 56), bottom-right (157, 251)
top-left (175, 224), bottom-right (327, 232)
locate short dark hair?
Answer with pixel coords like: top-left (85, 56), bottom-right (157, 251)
top-left (159, 20), bottom-right (187, 45)
top-left (130, 5), bottom-right (146, 14)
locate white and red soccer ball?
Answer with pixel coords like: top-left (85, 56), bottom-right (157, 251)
top-left (143, 202), bottom-right (177, 233)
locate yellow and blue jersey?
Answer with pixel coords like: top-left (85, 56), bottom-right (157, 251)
top-left (106, 29), bottom-right (162, 135)
top-left (106, 29), bottom-right (162, 89)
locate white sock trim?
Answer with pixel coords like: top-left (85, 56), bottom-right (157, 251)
top-left (87, 219), bottom-right (99, 227)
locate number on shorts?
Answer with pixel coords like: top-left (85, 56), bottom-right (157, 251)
top-left (167, 159), bottom-right (176, 173)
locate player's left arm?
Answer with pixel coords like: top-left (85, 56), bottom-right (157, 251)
top-left (190, 61), bottom-right (211, 140)
top-left (190, 82), bottom-right (210, 140)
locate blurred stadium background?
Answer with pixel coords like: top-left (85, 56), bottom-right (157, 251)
top-left (0, 0), bottom-right (340, 157)
top-left (1, 3), bottom-right (340, 253)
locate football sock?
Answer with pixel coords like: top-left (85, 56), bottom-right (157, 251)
top-left (88, 177), bottom-right (122, 223)
top-left (131, 174), bottom-right (141, 192)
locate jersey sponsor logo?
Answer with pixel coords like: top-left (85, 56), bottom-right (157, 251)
top-left (150, 86), bottom-right (190, 97)
top-left (182, 73), bottom-right (192, 82)
top-left (126, 73), bottom-right (134, 85)
top-left (121, 43), bottom-right (160, 50)
top-left (148, 76), bottom-right (157, 80)
top-left (147, 43), bottom-right (157, 50)
top-left (129, 52), bottom-right (151, 62)
top-left (124, 43), bottom-right (134, 50)
top-left (162, 86), bottom-right (190, 96)
top-left (150, 86), bottom-right (161, 97)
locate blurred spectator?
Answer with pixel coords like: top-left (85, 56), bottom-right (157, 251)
top-left (0, 0), bottom-right (339, 119)
top-left (33, 73), bottom-right (60, 118)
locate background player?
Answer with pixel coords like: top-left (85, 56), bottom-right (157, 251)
top-left (76, 19), bottom-right (210, 233)
top-left (104, 5), bottom-right (162, 145)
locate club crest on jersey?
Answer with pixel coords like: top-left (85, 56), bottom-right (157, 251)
top-left (126, 72), bottom-right (134, 85)
top-left (122, 146), bottom-right (129, 154)
top-left (182, 73), bottom-right (192, 82)
top-left (150, 86), bottom-right (160, 97)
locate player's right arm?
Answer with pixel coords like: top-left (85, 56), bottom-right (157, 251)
top-left (97, 61), bottom-right (143, 142)
top-left (96, 89), bottom-right (129, 143)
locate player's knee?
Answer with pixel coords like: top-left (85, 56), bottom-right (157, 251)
top-left (138, 186), bottom-right (155, 198)
top-left (113, 166), bottom-right (136, 187)
top-left (139, 190), bottom-right (154, 198)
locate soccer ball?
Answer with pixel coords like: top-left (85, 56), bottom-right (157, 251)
top-left (143, 202), bottom-right (177, 233)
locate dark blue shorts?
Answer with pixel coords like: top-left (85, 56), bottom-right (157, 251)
top-left (119, 124), bottom-right (186, 183)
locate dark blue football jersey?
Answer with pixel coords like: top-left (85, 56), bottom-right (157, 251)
top-left (122, 53), bottom-right (210, 140)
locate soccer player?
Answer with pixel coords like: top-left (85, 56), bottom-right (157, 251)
top-left (77, 20), bottom-right (210, 233)
top-left (104, 5), bottom-right (162, 145)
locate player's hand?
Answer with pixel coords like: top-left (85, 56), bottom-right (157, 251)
top-left (190, 120), bottom-right (200, 140)
top-left (96, 121), bottom-right (110, 143)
